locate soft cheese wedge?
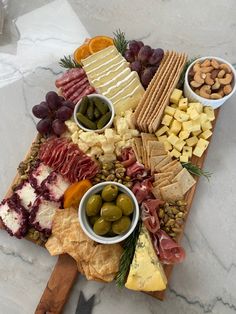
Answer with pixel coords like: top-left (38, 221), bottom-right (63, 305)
top-left (82, 46), bottom-right (117, 66)
top-left (125, 225), bottom-right (167, 291)
top-left (82, 48), bottom-right (119, 72)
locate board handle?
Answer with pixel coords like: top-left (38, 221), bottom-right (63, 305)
top-left (35, 254), bottom-right (78, 314)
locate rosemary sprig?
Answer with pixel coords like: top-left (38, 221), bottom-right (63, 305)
top-left (59, 55), bottom-right (81, 69)
top-left (113, 29), bottom-right (128, 56)
top-left (116, 221), bottom-right (141, 288)
top-left (181, 162), bottom-right (212, 181)
top-left (177, 56), bottom-right (199, 88)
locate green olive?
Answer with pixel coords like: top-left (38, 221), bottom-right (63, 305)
top-left (86, 194), bottom-right (102, 216)
top-left (112, 216), bottom-right (131, 234)
top-left (116, 193), bottom-right (134, 216)
top-left (101, 184), bottom-right (119, 202)
top-left (100, 202), bottom-right (122, 221)
top-left (93, 217), bottom-right (111, 235)
top-left (89, 215), bottom-right (100, 226)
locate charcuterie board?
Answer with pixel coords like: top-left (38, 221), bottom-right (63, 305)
top-left (1, 30), bottom-right (234, 313)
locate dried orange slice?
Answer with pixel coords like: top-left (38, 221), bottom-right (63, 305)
top-left (88, 36), bottom-right (114, 54)
top-left (73, 43), bottom-right (91, 63)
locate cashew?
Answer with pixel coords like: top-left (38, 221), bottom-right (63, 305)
top-left (210, 93), bottom-right (221, 100)
top-left (201, 59), bottom-right (211, 67)
top-left (218, 73), bottom-right (233, 85)
top-left (200, 66), bottom-right (214, 73)
top-left (223, 84), bottom-right (233, 95)
top-left (195, 89), bottom-right (200, 95)
top-left (199, 85), bottom-right (211, 99)
top-left (205, 73), bottom-right (214, 85)
top-left (218, 88), bottom-right (225, 97)
top-left (211, 69), bottom-right (220, 80)
top-left (217, 70), bottom-right (225, 78)
top-left (211, 59), bottom-right (220, 69)
top-left (190, 80), bottom-right (203, 88)
top-left (212, 78), bottom-right (221, 90)
top-left (194, 71), bottom-right (205, 84)
top-left (219, 63), bottom-right (232, 74)
top-left (193, 62), bottom-right (201, 72)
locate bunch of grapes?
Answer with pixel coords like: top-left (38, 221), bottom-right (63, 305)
top-left (124, 40), bottom-right (164, 88)
top-left (32, 91), bottom-right (75, 136)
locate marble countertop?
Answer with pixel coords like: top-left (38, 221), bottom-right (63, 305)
top-left (0, 0), bottom-right (236, 313)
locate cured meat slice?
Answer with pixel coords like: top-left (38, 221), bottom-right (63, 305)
top-left (55, 68), bottom-right (85, 88)
top-left (29, 162), bottom-right (52, 190)
top-left (42, 172), bottom-right (70, 202)
top-left (60, 77), bottom-right (81, 93)
top-left (132, 178), bottom-right (153, 204)
top-left (29, 196), bottom-right (60, 236)
top-left (63, 76), bottom-right (88, 98)
top-left (141, 199), bottom-right (164, 233)
top-left (119, 147), bottom-right (137, 167)
top-left (72, 86), bottom-right (95, 104)
top-left (0, 194), bottom-right (28, 238)
top-left (15, 181), bottom-right (37, 212)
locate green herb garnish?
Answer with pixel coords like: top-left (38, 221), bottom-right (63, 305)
top-left (59, 55), bottom-right (81, 69)
top-left (181, 162), bottom-right (212, 181)
top-left (115, 221), bottom-right (141, 288)
top-left (177, 56), bottom-right (199, 88)
top-left (113, 29), bottom-right (128, 56)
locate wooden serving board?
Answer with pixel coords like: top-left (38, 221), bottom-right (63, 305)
top-left (0, 109), bottom-right (219, 312)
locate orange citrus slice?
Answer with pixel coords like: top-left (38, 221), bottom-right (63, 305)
top-left (88, 36), bottom-right (114, 54)
top-left (73, 43), bottom-right (91, 63)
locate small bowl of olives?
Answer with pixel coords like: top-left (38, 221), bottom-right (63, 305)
top-left (78, 182), bottom-right (139, 244)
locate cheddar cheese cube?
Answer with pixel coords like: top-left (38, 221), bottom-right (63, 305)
top-left (204, 106), bottom-right (215, 121)
top-left (189, 108), bottom-right (200, 120)
top-left (186, 136), bottom-right (198, 147)
top-left (178, 98), bottom-right (188, 111)
top-left (174, 139), bottom-right (185, 152)
top-left (182, 121), bottom-right (193, 132)
top-left (197, 138), bottom-right (209, 150)
top-left (193, 146), bottom-right (205, 157)
top-left (156, 125), bottom-right (169, 137)
top-left (158, 135), bottom-right (168, 143)
top-left (167, 133), bottom-right (179, 145)
top-left (191, 119), bottom-right (201, 132)
top-left (164, 106), bottom-right (176, 116)
top-left (170, 88), bottom-right (183, 104)
top-left (199, 130), bottom-right (212, 140)
top-left (171, 104), bottom-right (178, 108)
top-left (192, 130), bottom-right (202, 136)
top-left (170, 148), bottom-right (181, 158)
top-left (179, 130), bottom-right (190, 140)
top-left (183, 146), bottom-right (192, 157)
top-left (174, 109), bottom-right (189, 122)
top-left (201, 121), bottom-right (212, 131)
top-left (170, 120), bottom-right (182, 134)
top-left (163, 140), bottom-right (172, 151)
top-left (189, 102), bottom-right (203, 113)
top-left (162, 114), bottom-right (173, 126)
top-left (180, 155), bottom-right (189, 162)
top-left (199, 113), bottom-right (208, 124)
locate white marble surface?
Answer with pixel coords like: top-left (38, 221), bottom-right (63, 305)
top-left (0, 1), bottom-right (236, 313)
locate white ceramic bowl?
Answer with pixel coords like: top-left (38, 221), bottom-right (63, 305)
top-left (73, 94), bottom-right (114, 132)
top-left (184, 56), bottom-right (236, 109)
top-left (78, 181), bottom-right (139, 244)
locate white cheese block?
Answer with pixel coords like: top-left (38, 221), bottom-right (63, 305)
top-left (82, 46), bottom-right (118, 68)
top-left (0, 203), bottom-right (20, 234)
top-left (98, 68), bottom-right (131, 93)
top-left (16, 182), bottom-right (37, 212)
top-left (87, 58), bottom-right (127, 80)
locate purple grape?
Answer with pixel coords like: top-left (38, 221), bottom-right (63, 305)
top-left (149, 65), bottom-right (159, 75)
top-left (138, 45), bottom-right (153, 64)
top-left (36, 118), bottom-right (51, 134)
top-left (124, 49), bottom-right (135, 63)
top-left (130, 60), bottom-right (142, 74)
top-left (58, 96), bottom-right (65, 102)
top-left (140, 68), bottom-right (154, 88)
top-left (52, 119), bottom-right (67, 135)
top-left (32, 102), bottom-right (50, 119)
top-left (46, 91), bottom-right (60, 110)
top-left (129, 40), bottom-right (141, 56)
top-left (148, 48), bottom-right (164, 65)
top-left (56, 106), bottom-right (73, 121)
top-left (62, 100), bottom-right (75, 110)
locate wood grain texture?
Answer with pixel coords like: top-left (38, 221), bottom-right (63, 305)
top-left (35, 254), bottom-right (78, 314)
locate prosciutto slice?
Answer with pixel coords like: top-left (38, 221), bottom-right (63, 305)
top-left (119, 147), bottom-right (137, 167)
top-left (132, 178), bottom-right (153, 204)
top-left (141, 199), bottom-right (164, 233)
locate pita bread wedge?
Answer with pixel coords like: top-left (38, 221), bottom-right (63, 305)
top-left (155, 156), bottom-right (172, 172)
top-left (172, 168), bottom-right (196, 194)
top-left (160, 182), bottom-right (184, 202)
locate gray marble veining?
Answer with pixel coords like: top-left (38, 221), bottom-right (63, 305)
top-left (0, 1), bottom-right (236, 313)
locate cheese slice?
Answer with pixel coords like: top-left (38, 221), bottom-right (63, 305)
top-left (98, 68), bottom-right (131, 93)
top-left (81, 46), bottom-right (117, 67)
top-left (125, 225), bottom-right (167, 291)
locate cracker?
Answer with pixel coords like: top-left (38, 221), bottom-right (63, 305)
top-left (133, 137), bottom-right (143, 163)
top-left (157, 179), bottom-right (171, 188)
top-left (160, 159), bottom-right (178, 173)
top-left (160, 182), bottom-right (184, 202)
top-left (172, 168), bottom-right (196, 194)
top-left (151, 148), bottom-right (167, 156)
top-left (154, 172), bottom-right (174, 181)
top-left (155, 155), bottom-right (172, 172)
top-left (45, 235), bottom-right (64, 256)
top-left (150, 155), bottom-right (166, 173)
top-left (141, 133), bottom-right (156, 166)
top-left (152, 186), bottom-right (161, 199)
top-left (166, 162), bottom-right (183, 176)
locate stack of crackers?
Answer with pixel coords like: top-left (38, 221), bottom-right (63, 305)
top-left (132, 133), bottom-right (196, 202)
top-left (46, 207), bottom-right (123, 282)
top-left (134, 51), bottom-right (187, 133)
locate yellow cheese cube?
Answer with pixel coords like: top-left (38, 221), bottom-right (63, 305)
top-left (179, 130), bottom-right (190, 140)
top-left (199, 130), bottom-right (213, 140)
top-left (174, 139), bottom-right (185, 152)
top-left (178, 98), bottom-right (188, 111)
top-left (164, 106), bottom-right (176, 116)
top-left (197, 138), bottom-right (209, 150)
top-left (170, 88), bottom-right (183, 104)
top-left (183, 146), bottom-right (193, 157)
top-left (191, 119), bottom-right (201, 132)
top-left (158, 135), bottom-right (168, 143)
top-left (161, 114), bottom-right (173, 126)
top-left (193, 146), bottom-right (205, 157)
top-left (189, 102), bottom-right (203, 113)
top-left (163, 140), bottom-right (172, 151)
top-left (166, 128), bottom-right (173, 136)
top-left (199, 113), bottom-right (208, 124)
top-left (180, 155), bottom-right (189, 162)
top-left (202, 121), bottom-right (212, 131)
top-left (174, 109), bottom-right (189, 122)
top-left (170, 148), bottom-right (181, 158)
top-left (182, 121), bottom-right (193, 131)
top-left (167, 133), bottom-right (179, 145)
top-left (170, 120), bottom-right (182, 134)
top-left (189, 108), bottom-right (200, 120)
top-left (204, 106), bottom-right (215, 121)
top-left (186, 136), bottom-right (198, 147)
top-left (171, 104), bottom-right (178, 108)
top-left (192, 130), bottom-right (202, 136)
top-left (155, 125), bottom-right (169, 137)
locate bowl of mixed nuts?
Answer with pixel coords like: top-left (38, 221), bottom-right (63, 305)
top-left (184, 56), bottom-right (236, 108)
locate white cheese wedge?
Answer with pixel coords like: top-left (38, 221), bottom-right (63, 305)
top-left (83, 49), bottom-right (119, 72)
top-left (16, 182), bottom-right (37, 212)
top-left (113, 85), bottom-right (144, 114)
top-left (125, 225), bottom-right (167, 291)
top-left (81, 46), bottom-right (117, 67)
top-left (98, 68), bottom-right (131, 93)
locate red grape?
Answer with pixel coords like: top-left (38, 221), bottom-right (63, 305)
top-left (52, 119), bottom-right (67, 135)
top-left (138, 45), bottom-right (153, 64)
top-left (36, 118), bottom-right (51, 134)
top-left (56, 106), bottom-right (72, 121)
top-left (149, 65), bottom-right (159, 75)
top-left (140, 68), bottom-right (154, 88)
top-left (149, 48), bottom-right (164, 65)
top-left (32, 102), bottom-right (50, 119)
top-left (129, 40), bottom-right (141, 56)
top-left (137, 41), bottom-right (144, 49)
top-left (124, 49), bottom-right (135, 63)
top-left (46, 91), bottom-right (60, 110)
top-left (63, 100), bottom-right (75, 110)
top-left (130, 60), bottom-right (142, 74)
top-left (58, 96), bottom-right (65, 102)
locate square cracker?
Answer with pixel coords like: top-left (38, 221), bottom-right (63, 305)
top-left (134, 137), bottom-right (143, 162)
top-left (150, 155), bottom-right (166, 173)
top-left (155, 156), bottom-right (172, 172)
top-left (147, 141), bottom-right (163, 158)
top-left (160, 182), bottom-right (184, 202)
top-left (154, 171), bottom-right (174, 181)
top-left (160, 159), bottom-right (178, 173)
top-left (151, 148), bottom-right (167, 157)
top-left (172, 168), bottom-right (196, 194)
top-left (157, 179), bottom-right (171, 188)
top-left (141, 133), bottom-right (156, 167)
top-left (166, 162), bottom-right (183, 177)
top-left (152, 186), bottom-right (161, 199)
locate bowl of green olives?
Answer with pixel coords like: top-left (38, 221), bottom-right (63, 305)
top-left (74, 94), bottom-right (115, 132)
top-left (78, 182), bottom-right (139, 244)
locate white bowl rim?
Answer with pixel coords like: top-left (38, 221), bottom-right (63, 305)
top-left (185, 56), bottom-right (236, 103)
top-left (78, 181), bottom-right (140, 244)
top-left (73, 93), bottom-right (115, 133)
